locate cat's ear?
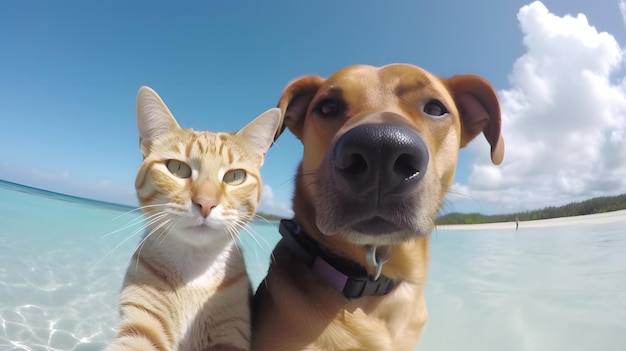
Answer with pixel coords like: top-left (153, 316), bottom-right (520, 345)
top-left (236, 108), bottom-right (282, 162)
top-left (136, 86), bottom-right (181, 156)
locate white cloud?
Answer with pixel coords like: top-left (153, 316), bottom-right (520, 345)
top-left (259, 184), bottom-right (293, 217)
top-left (620, 0), bottom-right (626, 26)
top-left (452, 1), bottom-right (626, 213)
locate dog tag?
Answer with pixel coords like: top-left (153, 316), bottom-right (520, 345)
top-left (366, 245), bottom-right (391, 281)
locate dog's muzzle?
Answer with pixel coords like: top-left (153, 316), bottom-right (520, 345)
top-left (316, 113), bottom-right (430, 237)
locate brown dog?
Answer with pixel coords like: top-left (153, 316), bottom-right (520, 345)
top-left (253, 64), bottom-right (504, 350)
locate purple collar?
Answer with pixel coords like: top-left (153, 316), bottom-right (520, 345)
top-left (278, 219), bottom-right (398, 299)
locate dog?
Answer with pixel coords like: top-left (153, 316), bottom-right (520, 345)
top-left (253, 64), bottom-right (504, 350)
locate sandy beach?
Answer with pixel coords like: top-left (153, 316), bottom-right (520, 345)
top-left (437, 209), bottom-right (626, 231)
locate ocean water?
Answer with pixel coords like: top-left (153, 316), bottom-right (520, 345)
top-left (0, 180), bottom-right (625, 351)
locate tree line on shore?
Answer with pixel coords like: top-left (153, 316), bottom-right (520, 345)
top-left (255, 212), bottom-right (284, 221)
top-left (255, 193), bottom-right (626, 224)
top-left (436, 193), bottom-right (626, 225)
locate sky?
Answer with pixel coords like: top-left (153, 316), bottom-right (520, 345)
top-left (1, 0), bottom-right (625, 217)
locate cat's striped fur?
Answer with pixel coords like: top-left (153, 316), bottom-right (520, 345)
top-left (106, 87), bottom-right (281, 351)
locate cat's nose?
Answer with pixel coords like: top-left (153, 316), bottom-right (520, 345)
top-left (193, 196), bottom-right (218, 218)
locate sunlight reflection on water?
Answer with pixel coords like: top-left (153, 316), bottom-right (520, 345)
top-left (1, 181), bottom-right (625, 350)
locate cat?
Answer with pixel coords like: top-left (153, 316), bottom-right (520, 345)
top-left (106, 86), bottom-right (281, 351)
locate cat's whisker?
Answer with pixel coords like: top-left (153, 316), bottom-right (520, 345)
top-left (143, 211), bottom-right (170, 227)
top-left (277, 178), bottom-right (295, 188)
top-left (132, 212), bottom-right (169, 237)
top-left (253, 214), bottom-right (274, 225)
top-left (90, 235), bottom-right (136, 271)
top-left (226, 227), bottom-right (243, 256)
top-left (107, 207), bottom-right (141, 223)
top-left (102, 205), bottom-right (165, 238)
top-left (130, 212), bottom-right (168, 232)
top-left (125, 212), bottom-right (169, 255)
top-left (231, 220), bottom-right (272, 279)
top-left (227, 223), bottom-right (242, 240)
top-left (242, 230), bottom-right (266, 267)
top-left (238, 222), bottom-right (270, 251)
top-left (106, 203), bottom-right (170, 226)
top-left (158, 220), bottom-right (176, 246)
top-left (133, 217), bottom-right (172, 269)
top-left (235, 220), bottom-right (274, 269)
top-left (100, 210), bottom-right (166, 238)
top-left (91, 212), bottom-right (169, 270)
top-left (153, 217), bottom-right (176, 245)
top-left (274, 169), bottom-right (317, 189)
top-left (100, 218), bottom-right (144, 239)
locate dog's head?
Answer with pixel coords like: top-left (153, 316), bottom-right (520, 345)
top-left (277, 64), bottom-right (503, 246)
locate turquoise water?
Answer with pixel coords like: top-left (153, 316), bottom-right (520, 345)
top-left (1, 180), bottom-right (625, 350)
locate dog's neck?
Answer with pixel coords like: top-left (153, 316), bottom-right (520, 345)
top-left (291, 173), bottom-right (430, 285)
top-left (278, 219), bottom-right (398, 299)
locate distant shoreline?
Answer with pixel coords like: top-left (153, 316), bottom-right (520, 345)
top-left (0, 179), bottom-right (136, 212)
top-left (437, 209), bottom-right (626, 231)
top-left (4, 178), bottom-right (626, 229)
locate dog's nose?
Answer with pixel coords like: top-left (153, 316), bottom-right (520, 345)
top-left (333, 123), bottom-right (429, 196)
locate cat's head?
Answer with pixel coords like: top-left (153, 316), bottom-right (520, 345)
top-left (134, 86), bottom-right (282, 246)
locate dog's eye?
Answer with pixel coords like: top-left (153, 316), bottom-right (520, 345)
top-left (423, 100), bottom-right (448, 117)
top-left (315, 99), bottom-right (345, 117)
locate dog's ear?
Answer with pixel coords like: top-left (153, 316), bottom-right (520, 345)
top-left (276, 75), bottom-right (325, 140)
top-left (446, 75), bottom-right (504, 165)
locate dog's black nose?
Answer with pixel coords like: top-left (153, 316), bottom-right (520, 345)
top-left (332, 123), bottom-right (429, 196)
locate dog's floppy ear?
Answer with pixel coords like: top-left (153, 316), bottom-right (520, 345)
top-left (446, 75), bottom-right (504, 165)
top-left (276, 75), bottom-right (325, 140)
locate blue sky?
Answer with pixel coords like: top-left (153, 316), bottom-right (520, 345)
top-left (2, 0), bottom-right (626, 216)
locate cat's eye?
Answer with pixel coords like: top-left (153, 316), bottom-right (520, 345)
top-left (166, 160), bottom-right (192, 179)
top-left (223, 169), bottom-right (246, 185)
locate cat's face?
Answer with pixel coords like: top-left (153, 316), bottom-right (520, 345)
top-left (134, 86), bottom-right (281, 247)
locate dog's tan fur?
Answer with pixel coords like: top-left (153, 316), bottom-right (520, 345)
top-left (253, 64), bottom-right (504, 350)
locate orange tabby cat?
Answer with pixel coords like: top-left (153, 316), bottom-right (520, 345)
top-left (106, 87), bottom-right (281, 351)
